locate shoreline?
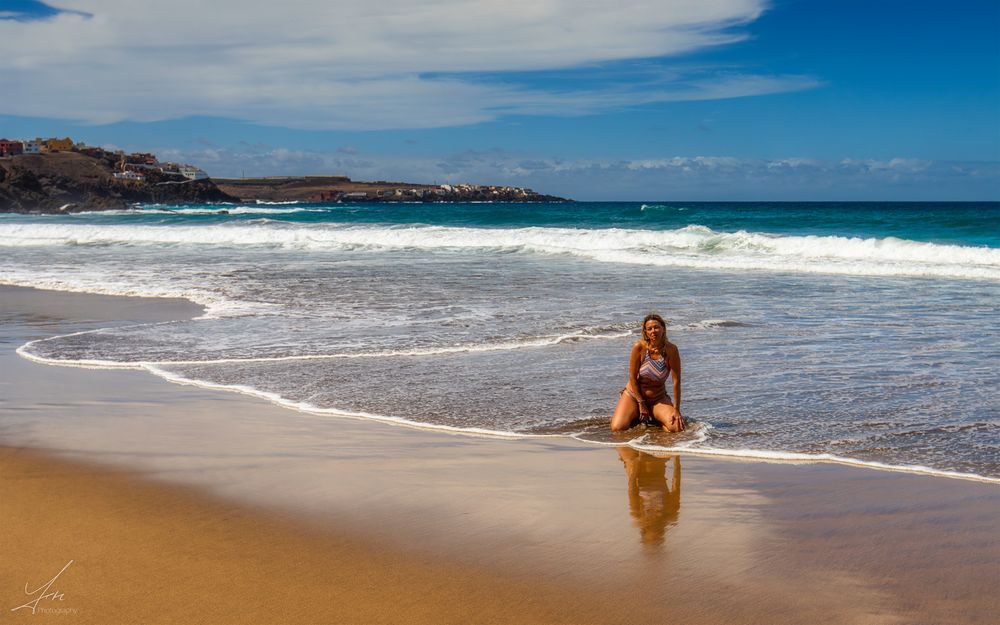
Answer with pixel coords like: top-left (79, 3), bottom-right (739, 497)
top-left (2, 284), bottom-right (999, 624)
top-left (9, 283), bottom-right (997, 484)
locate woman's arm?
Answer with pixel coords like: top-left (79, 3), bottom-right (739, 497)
top-left (627, 342), bottom-right (650, 417)
top-left (669, 343), bottom-right (682, 413)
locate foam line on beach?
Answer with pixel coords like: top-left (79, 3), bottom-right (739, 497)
top-left (572, 435), bottom-right (1000, 484)
top-left (17, 327), bottom-right (635, 368)
top-left (0, 275), bottom-right (251, 319)
top-left (3, 222), bottom-right (999, 281)
top-left (142, 364), bottom-right (562, 440)
top-left (17, 316), bottom-right (739, 368)
top-left (18, 335), bottom-right (1000, 484)
top-left (18, 339), bottom-right (551, 439)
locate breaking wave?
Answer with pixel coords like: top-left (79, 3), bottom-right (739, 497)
top-left (2, 221), bottom-right (998, 280)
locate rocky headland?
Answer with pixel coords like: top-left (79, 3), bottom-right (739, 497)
top-left (214, 176), bottom-right (568, 204)
top-left (0, 152), bottom-right (235, 213)
top-left (0, 150), bottom-right (567, 213)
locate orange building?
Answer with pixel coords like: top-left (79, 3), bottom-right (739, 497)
top-left (42, 137), bottom-right (74, 152)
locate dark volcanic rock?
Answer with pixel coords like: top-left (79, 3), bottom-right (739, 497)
top-left (215, 176), bottom-right (570, 204)
top-left (1, 151), bottom-right (568, 212)
top-left (0, 152), bottom-right (237, 213)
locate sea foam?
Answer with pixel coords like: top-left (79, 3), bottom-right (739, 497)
top-left (2, 222), bottom-right (998, 280)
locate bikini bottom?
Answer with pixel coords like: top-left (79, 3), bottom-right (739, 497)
top-left (621, 387), bottom-right (672, 423)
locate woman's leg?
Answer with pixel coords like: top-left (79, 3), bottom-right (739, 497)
top-left (611, 391), bottom-right (640, 432)
top-left (651, 400), bottom-right (684, 432)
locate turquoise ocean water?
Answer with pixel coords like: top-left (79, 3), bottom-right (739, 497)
top-left (2, 201), bottom-right (998, 480)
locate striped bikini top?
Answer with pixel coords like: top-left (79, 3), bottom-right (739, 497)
top-left (639, 351), bottom-right (669, 384)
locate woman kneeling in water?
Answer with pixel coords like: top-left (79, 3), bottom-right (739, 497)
top-left (611, 314), bottom-right (685, 432)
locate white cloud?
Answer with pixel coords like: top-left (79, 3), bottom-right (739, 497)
top-left (0, 0), bottom-right (820, 129)
top-left (153, 143), bottom-right (999, 200)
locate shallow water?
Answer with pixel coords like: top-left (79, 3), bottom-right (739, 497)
top-left (4, 201), bottom-right (999, 479)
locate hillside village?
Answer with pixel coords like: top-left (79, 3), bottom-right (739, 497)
top-left (0, 136), bottom-right (208, 183)
top-left (0, 138), bottom-right (231, 212)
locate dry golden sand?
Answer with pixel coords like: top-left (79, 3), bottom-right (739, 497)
top-left (2, 286), bottom-right (999, 624)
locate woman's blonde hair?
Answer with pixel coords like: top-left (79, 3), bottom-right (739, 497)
top-left (641, 313), bottom-right (668, 351)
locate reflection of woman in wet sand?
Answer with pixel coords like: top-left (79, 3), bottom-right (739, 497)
top-left (611, 314), bottom-right (685, 432)
top-left (617, 448), bottom-right (681, 547)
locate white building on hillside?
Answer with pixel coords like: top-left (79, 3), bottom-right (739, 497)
top-left (178, 165), bottom-right (208, 180)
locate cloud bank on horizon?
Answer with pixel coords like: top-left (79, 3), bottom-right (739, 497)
top-left (1, 0), bottom-right (818, 129)
top-left (158, 144), bottom-right (998, 201)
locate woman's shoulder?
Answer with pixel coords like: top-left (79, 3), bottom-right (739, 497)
top-left (630, 340), bottom-right (646, 354)
top-left (664, 340), bottom-right (680, 355)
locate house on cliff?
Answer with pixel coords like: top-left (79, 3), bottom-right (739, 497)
top-left (0, 139), bottom-right (24, 157)
top-left (178, 165), bottom-right (208, 180)
top-left (113, 171), bottom-right (146, 182)
top-left (127, 152), bottom-right (159, 166)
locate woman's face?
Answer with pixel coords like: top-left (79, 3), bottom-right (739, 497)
top-left (644, 320), bottom-right (664, 342)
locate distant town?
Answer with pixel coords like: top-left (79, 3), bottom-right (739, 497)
top-left (0, 136), bottom-right (208, 184)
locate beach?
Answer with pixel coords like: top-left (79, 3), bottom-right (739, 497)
top-left (2, 285), bottom-right (998, 625)
top-left (5, 0), bottom-right (997, 618)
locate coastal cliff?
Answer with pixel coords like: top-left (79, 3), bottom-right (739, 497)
top-left (213, 177), bottom-right (568, 203)
top-left (0, 151), bottom-right (568, 213)
top-left (0, 152), bottom-right (236, 213)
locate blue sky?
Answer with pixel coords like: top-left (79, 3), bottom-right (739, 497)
top-left (1, 0), bottom-right (998, 199)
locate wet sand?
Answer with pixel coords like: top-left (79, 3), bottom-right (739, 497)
top-left (1, 285), bottom-right (998, 624)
